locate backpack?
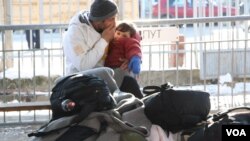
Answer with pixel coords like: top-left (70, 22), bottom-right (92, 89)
top-left (180, 107), bottom-right (250, 141)
top-left (28, 93), bottom-right (149, 141)
top-left (203, 106), bottom-right (250, 141)
top-left (50, 73), bottom-right (116, 121)
top-left (143, 83), bottom-right (211, 134)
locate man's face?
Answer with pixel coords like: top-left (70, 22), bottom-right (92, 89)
top-left (95, 15), bottom-right (117, 33)
top-left (103, 14), bottom-right (117, 29)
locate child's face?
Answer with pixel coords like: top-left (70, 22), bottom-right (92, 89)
top-left (114, 30), bottom-right (130, 40)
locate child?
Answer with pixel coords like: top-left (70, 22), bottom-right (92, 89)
top-left (104, 22), bottom-right (142, 77)
top-left (104, 22), bottom-right (143, 99)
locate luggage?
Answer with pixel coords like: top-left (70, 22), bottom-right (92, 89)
top-left (28, 82), bottom-right (149, 141)
top-left (180, 106), bottom-right (250, 141)
top-left (28, 111), bottom-right (149, 141)
top-left (203, 106), bottom-right (250, 141)
top-left (49, 73), bottom-right (116, 121)
top-left (143, 83), bottom-right (211, 134)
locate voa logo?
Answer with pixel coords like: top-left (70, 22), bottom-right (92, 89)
top-left (226, 129), bottom-right (246, 136)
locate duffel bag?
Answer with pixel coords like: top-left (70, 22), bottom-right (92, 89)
top-left (203, 106), bottom-right (250, 141)
top-left (143, 83), bottom-right (211, 134)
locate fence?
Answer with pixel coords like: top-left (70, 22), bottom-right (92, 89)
top-left (1, 15), bottom-right (250, 124)
top-left (1, 0), bottom-right (249, 24)
top-left (200, 48), bottom-right (250, 80)
top-left (0, 0), bottom-right (139, 25)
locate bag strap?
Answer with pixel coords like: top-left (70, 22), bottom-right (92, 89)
top-left (142, 86), bottom-right (161, 95)
top-left (28, 119), bottom-right (79, 137)
top-left (212, 106), bottom-right (250, 122)
top-left (142, 82), bottom-right (174, 96)
top-left (28, 109), bottom-right (93, 137)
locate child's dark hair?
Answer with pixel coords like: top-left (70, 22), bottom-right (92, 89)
top-left (116, 22), bottom-right (136, 37)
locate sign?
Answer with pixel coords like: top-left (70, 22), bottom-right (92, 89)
top-left (138, 27), bottom-right (179, 43)
top-left (222, 125), bottom-right (250, 141)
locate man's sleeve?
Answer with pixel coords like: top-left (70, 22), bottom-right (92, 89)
top-left (63, 25), bottom-right (108, 71)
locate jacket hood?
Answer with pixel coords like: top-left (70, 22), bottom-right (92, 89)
top-left (69, 11), bottom-right (90, 26)
top-left (132, 32), bottom-right (142, 42)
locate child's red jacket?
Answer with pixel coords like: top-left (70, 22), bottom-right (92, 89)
top-left (104, 35), bottom-right (142, 68)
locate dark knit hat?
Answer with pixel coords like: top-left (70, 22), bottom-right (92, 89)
top-left (89, 0), bottom-right (118, 21)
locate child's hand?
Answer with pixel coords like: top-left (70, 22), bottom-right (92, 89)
top-left (128, 56), bottom-right (141, 75)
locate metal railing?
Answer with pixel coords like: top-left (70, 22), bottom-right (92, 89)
top-left (0, 16), bottom-right (250, 124)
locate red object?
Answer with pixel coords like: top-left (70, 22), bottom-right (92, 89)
top-left (152, 0), bottom-right (236, 18)
top-left (105, 37), bottom-right (142, 68)
top-left (61, 99), bottom-right (75, 111)
top-left (67, 102), bottom-right (75, 110)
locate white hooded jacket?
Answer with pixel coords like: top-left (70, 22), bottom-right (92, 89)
top-left (62, 11), bottom-right (108, 74)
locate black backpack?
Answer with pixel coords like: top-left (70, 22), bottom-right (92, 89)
top-left (28, 88), bottom-right (149, 141)
top-left (180, 107), bottom-right (250, 141)
top-left (203, 107), bottom-right (250, 141)
top-left (50, 73), bottom-right (116, 121)
top-left (143, 83), bottom-right (211, 134)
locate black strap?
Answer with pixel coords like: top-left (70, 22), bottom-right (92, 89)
top-left (212, 106), bottom-right (250, 121)
top-left (28, 103), bottom-right (97, 137)
top-left (143, 82), bottom-right (174, 96)
top-left (142, 86), bottom-right (161, 95)
top-left (28, 121), bottom-right (78, 137)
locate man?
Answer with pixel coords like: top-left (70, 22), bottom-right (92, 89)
top-left (62, 0), bottom-right (143, 98)
top-left (25, 30), bottom-right (40, 49)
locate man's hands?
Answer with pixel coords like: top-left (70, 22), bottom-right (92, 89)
top-left (102, 23), bottom-right (115, 42)
top-left (119, 58), bottom-right (129, 71)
